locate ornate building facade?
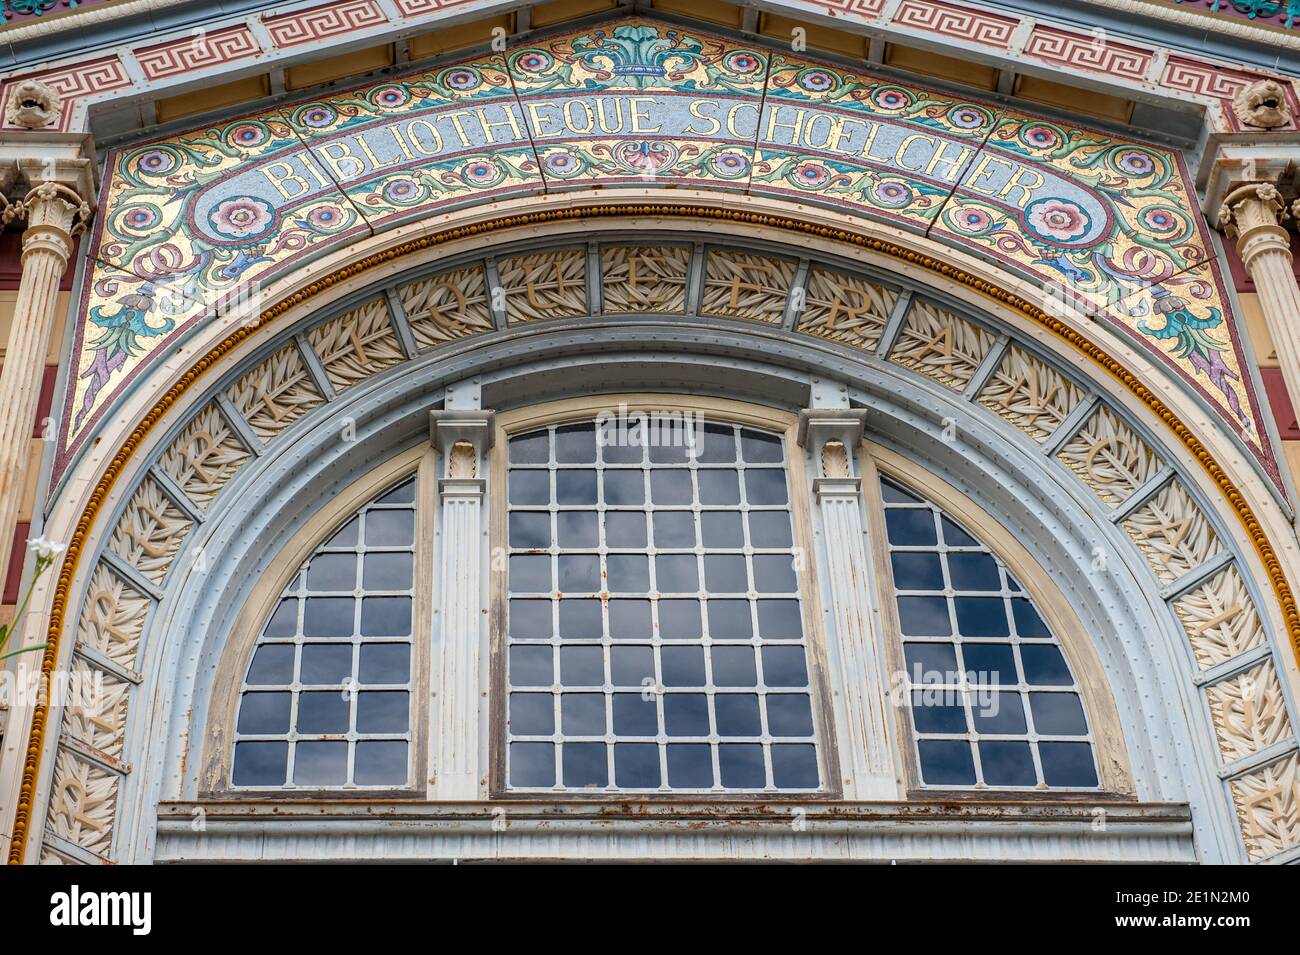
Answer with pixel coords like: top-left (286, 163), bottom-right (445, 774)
top-left (0, 0), bottom-right (1297, 864)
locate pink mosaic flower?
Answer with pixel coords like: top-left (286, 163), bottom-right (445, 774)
top-left (209, 196), bottom-right (274, 239)
top-left (1025, 198), bottom-right (1090, 243)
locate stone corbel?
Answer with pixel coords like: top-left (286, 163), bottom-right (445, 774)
top-left (797, 408), bottom-right (869, 486)
top-left (428, 409), bottom-right (495, 487)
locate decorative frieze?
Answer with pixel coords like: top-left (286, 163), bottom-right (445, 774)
top-left (889, 299), bottom-right (995, 391)
top-left (700, 250), bottom-right (795, 324)
top-left (1121, 480), bottom-right (1222, 583)
top-left (46, 748), bottom-right (119, 859)
top-left (1231, 752), bottom-right (1300, 862)
top-left (600, 246), bottom-right (690, 314)
top-left (107, 477), bottom-right (192, 584)
top-left (1173, 564), bottom-right (1266, 670)
top-left (1206, 662), bottom-right (1294, 763)
top-left (796, 269), bottom-right (897, 352)
top-left (397, 266), bottom-right (495, 348)
top-left (75, 564), bottom-right (151, 672)
top-left (61, 655), bottom-right (130, 761)
top-left (305, 298), bottom-right (404, 391)
top-left (977, 345), bottom-right (1083, 441)
top-left (157, 403), bottom-right (250, 510)
top-left (226, 344), bottom-right (325, 442)
top-left (1057, 405), bottom-right (1163, 508)
top-left (500, 250), bottom-right (587, 323)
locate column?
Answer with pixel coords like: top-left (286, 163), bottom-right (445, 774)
top-left (1218, 182), bottom-right (1300, 431)
top-left (798, 408), bottom-right (898, 799)
top-left (0, 160), bottom-right (91, 592)
top-left (429, 407), bottom-right (494, 799)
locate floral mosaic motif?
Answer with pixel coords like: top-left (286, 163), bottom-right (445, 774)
top-left (796, 268), bottom-right (898, 351)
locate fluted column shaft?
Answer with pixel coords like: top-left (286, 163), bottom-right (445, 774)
top-left (0, 181), bottom-right (88, 594)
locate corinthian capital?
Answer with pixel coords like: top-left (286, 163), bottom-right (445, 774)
top-left (1217, 182), bottom-right (1285, 238)
top-left (8, 160), bottom-right (94, 263)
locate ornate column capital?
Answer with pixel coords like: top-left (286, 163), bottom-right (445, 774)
top-left (1217, 181), bottom-right (1291, 270)
top-left (3, 158), bottom-right (95, 264)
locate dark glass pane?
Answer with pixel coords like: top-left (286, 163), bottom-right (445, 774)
top-left (358, 643), bottom-right (408, 685)
top-left (970, 692), bottom-right (1026, 735)
top-left (655, 555), bottom-right (698, 593)
top-left (979, 740), bottom-right (1036, 787)
top-left (911, 694), bottom-right (967, 733)
top-left (885, 508), bottom-right (936, 545)
top-left (307, 553), bottom-right (356, 591)
top-left (554, 423), bottom-right (596, 463)
top-left (904, 642), bottom-right (959, 684)
top-left (1029, 692), bottom-right (1089, 736)
top-left (509, 693), bottom-right (554, 735)
top-left (558, 599), bottom-right (602, 638)
top-left (509, 645), bottom-right (553, 687)
top-left (756, 600), bottom-right (802, 639)
top-left (704, 555), bottom-right (748, 593)
top-left (610, 645), bottom-right (654, 686)
top-left (661, 646), bottom-right (706, 687)
top-left (510, 742), bottom-right (554, 787)
top-left (357, 691), bottom-right (408, 734)
top-left (744, 469), bottom-right (788, 505)
top-left (556, 469), bottom-right (598, 505)
top-left (556, 511), bottom-right (599, 548)
top-left (561, 693), bottom-right (606, 735)
top-left (891, 553), bottom-right (944, 591)
top-left (509, 599), bottom-right (552, 638)
top-left (961, 644), bottom-right (1017, 686)
top-left (708, 599), bottom-right (753, 639)
top-left (917, 739), bottom-right (976, 785)
top-left (354, 740), bottom-right (407, 785)
top-left (940, 516), bottom-right (979, 548)
top-left (562, 742), bottom-right (608, 787)
top-left (771, 744), bottom-right (818, 789)
top-left (560, 646), bottom-right (604, 686)
top-left (510, 555), bottom-right (551, 593)
top-left (377, 479), bottom-right (415, 505)
top-left (300, 643), bottom-right (352, 685)
top-left (1020, 644), bottom-right (1073, 686)
top-left (612, 693), bottom-right (658, 736)
top-left (897, 596), bottom-right (951, 636)
top-left (509, 470), bottom-right (550, 505)
top-left (954, 597), bottom-right (1009, 637)
top-left (364, 509), bottom-right (413, 547)
top-left (948, 552), bottom-right (1001, 592)
top-left (608, 599), bottom-right (652, 639)
top-left (601, 425), bottom-right (643, 464)
top-left (509, 430), bottom-right (549, 464)
top-left (606, 554), bottom-right (650, 593)
top-left (237, 692), bottom-right (291, 734)
top-left (752, 554), bottom-right (797, 593)
top-left (1012, 598), bottom-right (1052, 637)
top-left (363, 552), bottom-right (413, 590)
top-left (325, 517), bottom-right (358, 548)
top-left (880, 478), bottom-right (922, 504)
top-left (604, 511), bottom-right (647, 548)
top-left (649, 436), bottom-right (690, 463)
top-left (602, 470), bottom-right (644, 506)
top-left (658, 600), bottom-right (703, 638)
top-left (666, 743), bottom-right (713, 788)
top-left (698, 424), bottom-right (736, 463)
top-left (509, 512), bottom-right (551, 549)
top-left (739, 429), bottom-right (783, 463)
top-left (233, 741), bottom-right (288, 787)
top-left (652, 512), bottom-right (695, 548)
top-left (293, 741), bottom-right (347, 786)
top-left (700, 511), bottom-right (743, 548)
top-left (247, 645), bottom-right (294, 686)
top-left (1038, 741), bottom-right (1098, 787)
top-left (664, 694), bottom-right (710, 736)
top-left (614, 743), bottom-right (661, 787)
top-left (715, 694), bottom-right (761, 736)
top-left (761, 645), bottom-right (808, 687)
top-left (711, 646), bottom-right (757, 687)
top-left (698, 469), bottom-right (740, 505)
top-left (718, 743), bottom-right (765, 787)
top-left (650, 470), bottom-right (693, 505)
top-left (361, 596), bottom-right (411, 636)
top-left (264, 598), bottom-right (299, 638)
top-left (766, 694), bottom-right (814, 737)
top-left (747, 511), bottom-right (792, 548)
top-left (297, 691), bottom-right (349, 734)
top-left (557, 554), bottom-right (600, 592)
top-left (303, 597), bottom-right (354, 637)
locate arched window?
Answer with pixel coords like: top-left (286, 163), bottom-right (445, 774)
top-left (879, 475), bottom-right (1100, 790)
top-left (231, 477), bottom-right (418, 789)
top-left (503, 414), bottom-right (824, 792)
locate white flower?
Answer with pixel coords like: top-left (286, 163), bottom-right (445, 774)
top-left (27, 536), bottom-right (66, 559)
